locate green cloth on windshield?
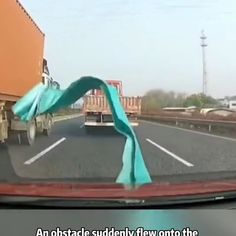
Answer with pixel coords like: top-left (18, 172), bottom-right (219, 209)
top-left (12, 76), bottom-right (152, 187)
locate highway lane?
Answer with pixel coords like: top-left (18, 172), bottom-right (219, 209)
top-left (137, 121), bottom-right (236, 174)
top-left (1, 116), bottom-right (236, 183)
top-left (6, 116), bottom-right (125, 181)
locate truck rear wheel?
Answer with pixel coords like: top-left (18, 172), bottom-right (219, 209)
top-left (21, 121), bottom-right (36, 146)
top-left (43, 115), bottom-right (52, 136)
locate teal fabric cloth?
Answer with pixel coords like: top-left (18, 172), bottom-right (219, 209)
top-left (13, 76), bottom-right (152, 186)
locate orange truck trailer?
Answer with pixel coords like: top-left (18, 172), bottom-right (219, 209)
top-left (83, 80), bottom-right (142, 129)
top-left (0, 0), bottom-right (58, 145)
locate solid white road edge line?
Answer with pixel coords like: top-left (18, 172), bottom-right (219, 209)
top-left (24, 137), bottom-right (67, 165)
top-left (141, 120), bottom-right (236, 142)
top-left (146, 138), bottom-right (194, 167)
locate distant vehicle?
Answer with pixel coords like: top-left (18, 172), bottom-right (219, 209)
top-left (83, 80), bottom-right (142, 129)
top-left (200, 108), bottom-right (235, 116)
top-left (0, 0), bottom-right (58, 145)
top-left (229, 100), bottom-right (236, 110)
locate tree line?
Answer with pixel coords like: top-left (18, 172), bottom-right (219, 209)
top-left (141, 89), bottom-right (219, 113)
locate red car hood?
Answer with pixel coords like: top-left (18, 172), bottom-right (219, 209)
top-left (0, 180), bottom-right (236, 199)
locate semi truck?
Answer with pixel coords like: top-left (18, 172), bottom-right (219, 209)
top-left (0, 0), bottom-right (57, 145)
top-left (83, 80), bottom-right (142, 128)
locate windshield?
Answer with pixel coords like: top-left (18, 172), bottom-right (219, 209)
top-left (1, 0), bottom-right (236, 203)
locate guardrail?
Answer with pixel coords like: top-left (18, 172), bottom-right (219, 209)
top-left (139, 114), bottom-right (236, 132)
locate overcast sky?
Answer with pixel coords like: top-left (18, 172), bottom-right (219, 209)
top-left (20, 0), bottom-right (236, 98)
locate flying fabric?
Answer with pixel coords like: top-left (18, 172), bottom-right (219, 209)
top-left (12, 76), bottom-right (152, 187)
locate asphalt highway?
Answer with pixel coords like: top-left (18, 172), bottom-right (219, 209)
top-left (1, 116), bottom-right (236, 183)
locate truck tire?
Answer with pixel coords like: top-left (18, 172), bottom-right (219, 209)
top-left (43, 115), bottom-right (52, 136)
top-left (21, 121), bottom-right (36, 146)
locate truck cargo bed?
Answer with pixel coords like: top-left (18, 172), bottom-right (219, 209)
top-left (84, 95), bottom-right (142, 114)
top-left (0, 0), bottom-right (44, 99)
top-left (84, 95), bottom-right (141, 127)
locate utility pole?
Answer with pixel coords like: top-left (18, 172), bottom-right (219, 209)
top-left (200, 30), bottom-right (207, 95)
